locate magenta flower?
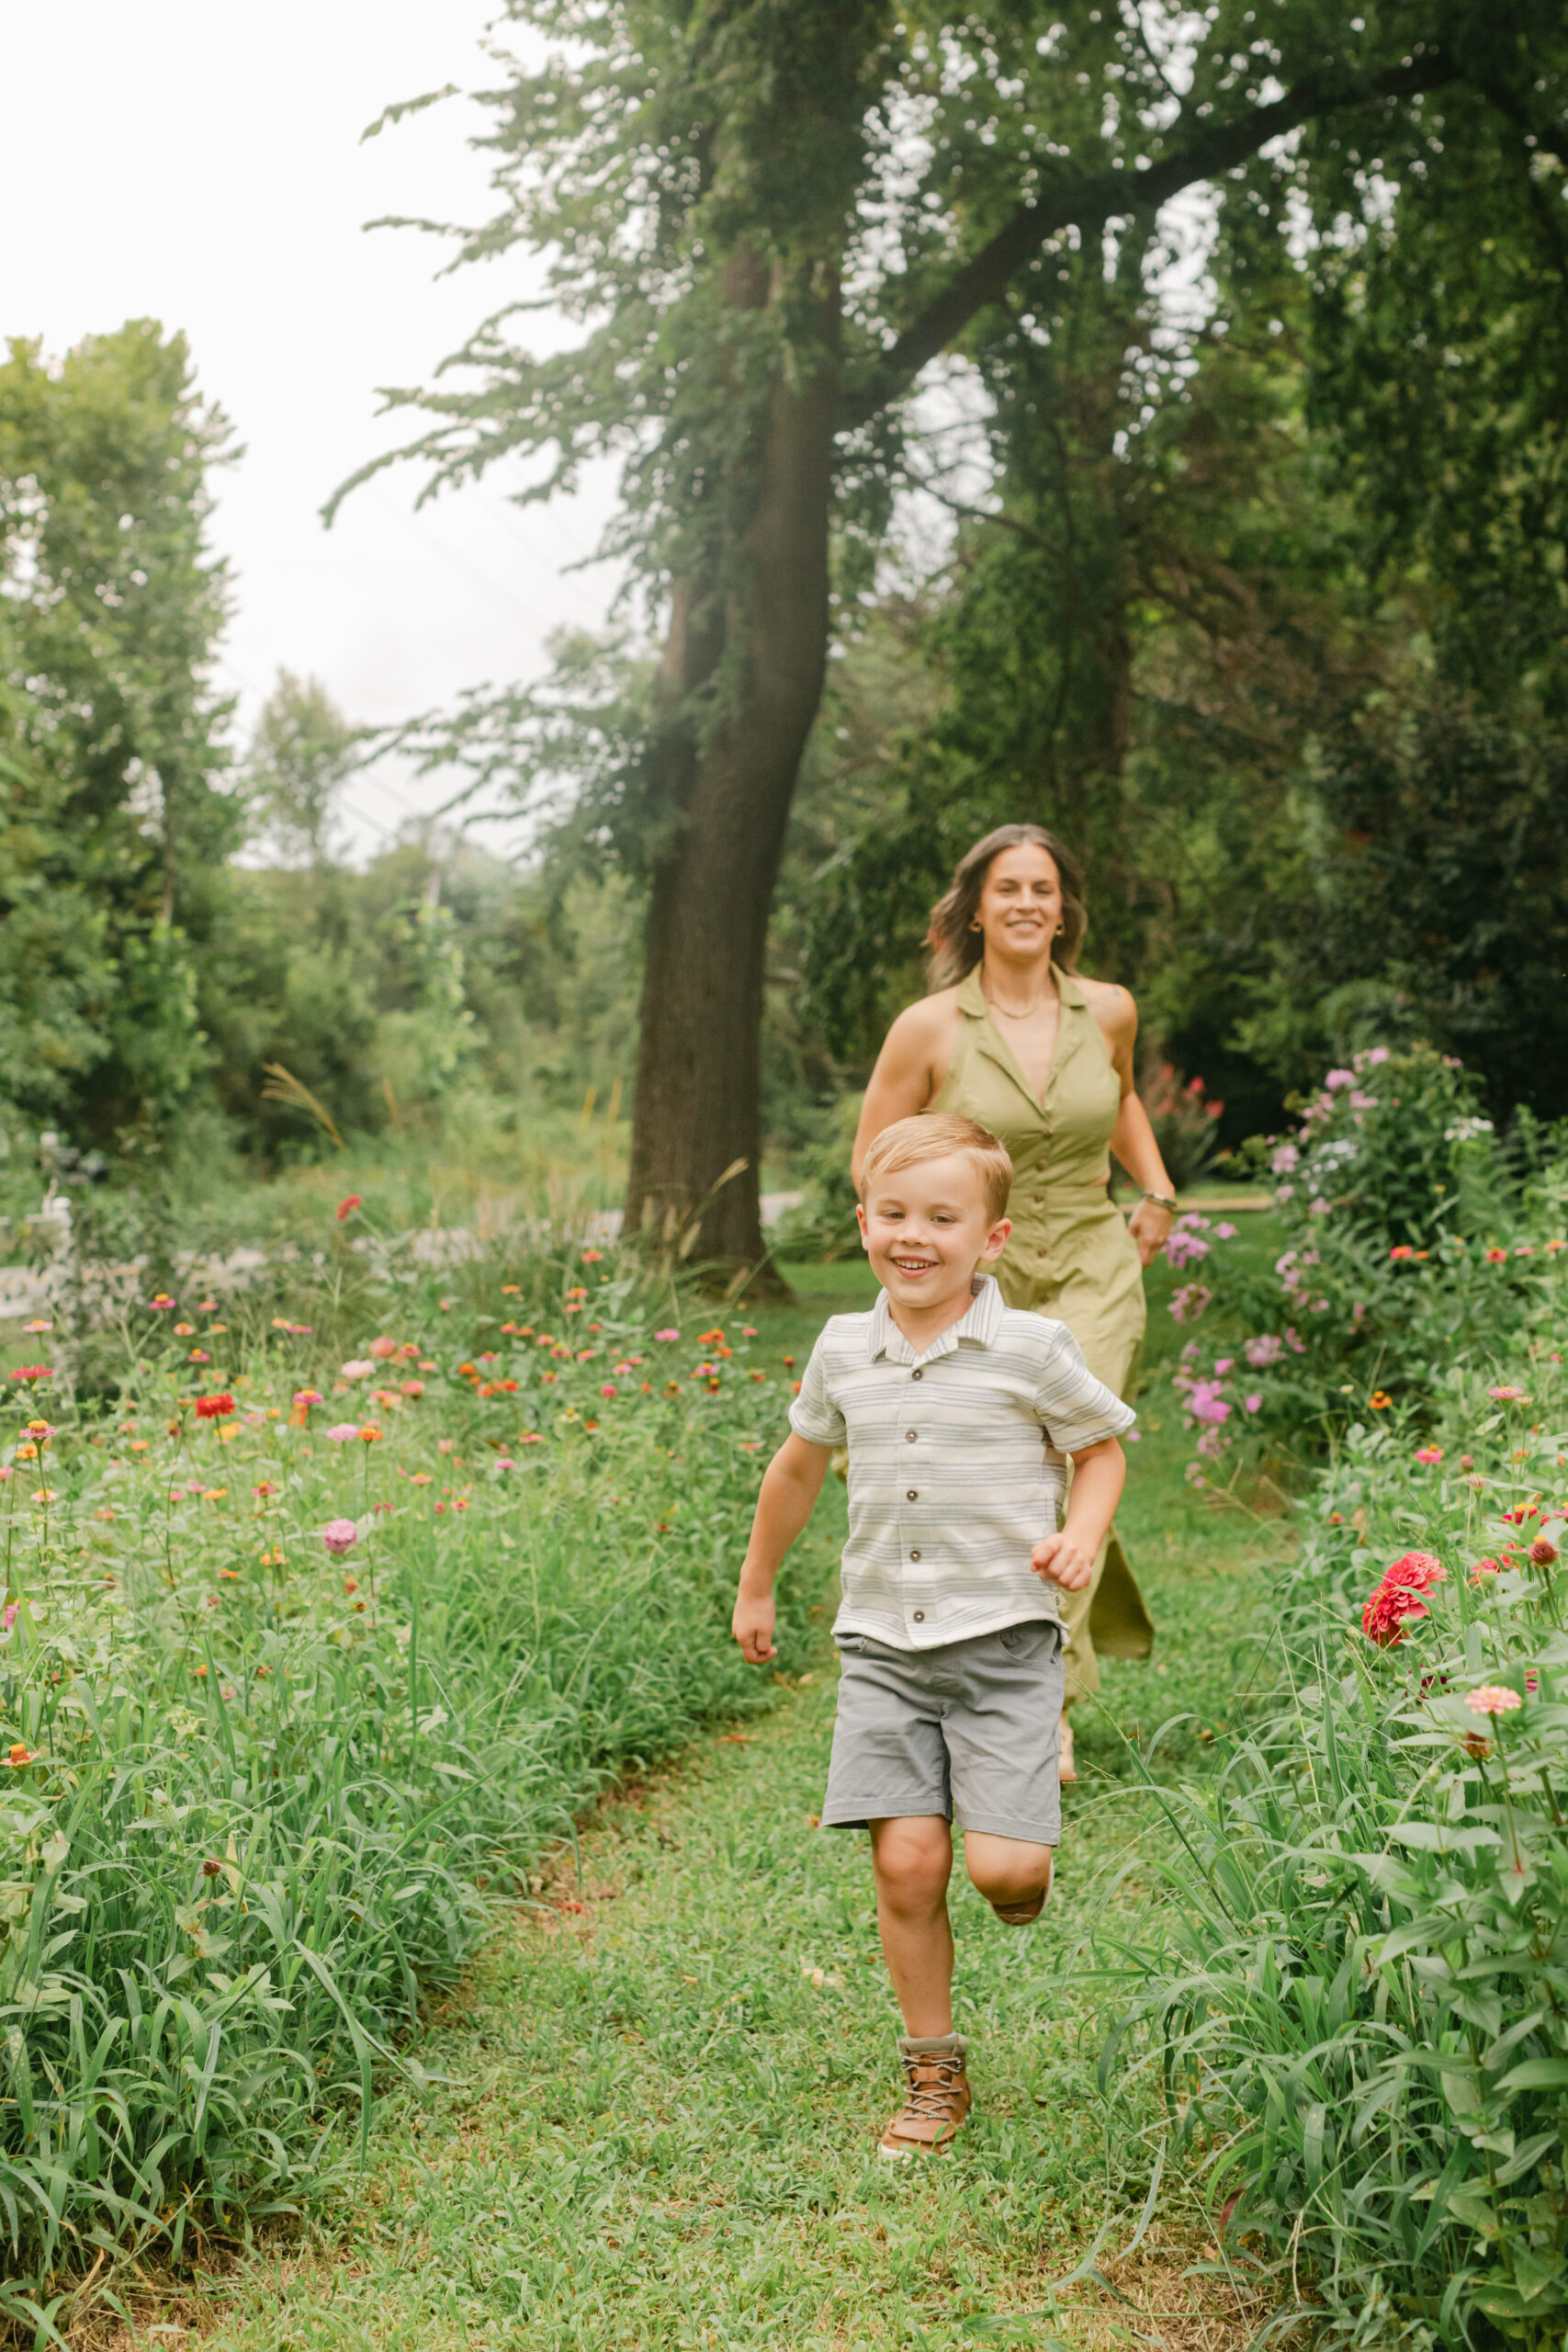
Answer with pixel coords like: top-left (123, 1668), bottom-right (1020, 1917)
top-left (1245, 1335), bottom-right (1284, 1367)
top-left (1414, 1446), bottom-right (1443, 1465)
top-left (1325, 1069), bottom-right (1356, 1090)
top-left (654, 1328), bottom-right (680, 1342)
top-left (322, 1519), bottom-right (358, 1556)
top-left (325, 1422), bottom-right (361, 1443)
top-left (600, 1383), bottom-right (617, 1398)
top-left (1244, 1393), bottom-right (1262, 1414)
top-left (294, 1389), bottom-right (324, 1408)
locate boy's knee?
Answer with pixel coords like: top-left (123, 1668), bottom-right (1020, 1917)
top-left (871, 1817), bottom-right (952, 1908)
top-left (963, 1835), bottom-right (1054, 1909)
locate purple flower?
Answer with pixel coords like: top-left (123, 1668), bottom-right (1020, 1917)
top-left (1244, 1393), bottom-right (1262, 1414)
top-left (1188, 1380), bottom-right (1231, 1427)
top-left (1166, 1229), bottom-right (1213, 1270)
top-left (1168, 1283), bottom-right (1213, 1325)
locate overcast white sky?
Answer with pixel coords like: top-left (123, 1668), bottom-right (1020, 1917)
top-left (2, 0), bottom-right (620, 859)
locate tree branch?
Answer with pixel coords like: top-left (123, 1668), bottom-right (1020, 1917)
top-left (847, 48), bottom-right (1460, 424)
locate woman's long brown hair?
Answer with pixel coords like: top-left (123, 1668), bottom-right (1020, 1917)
top-left (925, 823), bottom-right (1088, 990)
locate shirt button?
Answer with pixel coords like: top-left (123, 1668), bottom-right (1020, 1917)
top-left (911, 1369), bottom-right (923, 1381)
top-left (907, 1488), bottom-right (918, 1500)
top-left (906, 1430), bottom-right (917, 1442)
top-left (909, 1549), bottom-right (920, 1561)
top-left (913, 1610), bottom-right (925, 1623)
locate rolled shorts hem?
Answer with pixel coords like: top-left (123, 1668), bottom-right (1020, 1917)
top-left (819, 1798), bottom-right (1059, 1848)
top-left (953, 1807), bottom-right (1059, 1848)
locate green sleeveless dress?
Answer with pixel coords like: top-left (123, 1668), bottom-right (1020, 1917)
top-left (931, 964), bottom-right (1154, 1701)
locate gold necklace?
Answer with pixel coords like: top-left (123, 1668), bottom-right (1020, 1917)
top-left (983, 983), bottom-right (1051, 1021)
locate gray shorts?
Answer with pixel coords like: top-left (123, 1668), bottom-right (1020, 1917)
top-left (823, 1619), bottom-right (1065, 1846)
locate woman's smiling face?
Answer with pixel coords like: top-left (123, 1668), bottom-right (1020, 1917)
top-left (976, 842), bottom-right (1063, 961)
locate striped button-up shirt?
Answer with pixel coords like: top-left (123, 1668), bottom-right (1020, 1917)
top-left (789, 1276), bottom-right (1135, 1651)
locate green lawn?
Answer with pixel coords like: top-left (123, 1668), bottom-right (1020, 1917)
top-left (136, 1258), bottom-right (1285, 2352)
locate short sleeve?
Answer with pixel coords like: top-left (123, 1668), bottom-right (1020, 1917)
top-left (787, 1335), bottom-right (845, 1447)
top-left (1033, 1325), bottom-right (1137, 1453)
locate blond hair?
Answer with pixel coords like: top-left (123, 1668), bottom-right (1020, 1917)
top-left (858, 1114), bottom-right (1012, 1224)
top-left (925, 822), bottom-right (1088, 990)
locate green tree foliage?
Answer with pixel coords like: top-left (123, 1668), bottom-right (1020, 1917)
top-left (351, 0), bottom-right (1565, 1250)
top-left (242, 668), bottom-right (362, 865)
top-left (0, 322), bottom-right (239, 1142)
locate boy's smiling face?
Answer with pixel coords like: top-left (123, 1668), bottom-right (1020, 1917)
top-left (857, 1152), bottom-right (1011, 1327)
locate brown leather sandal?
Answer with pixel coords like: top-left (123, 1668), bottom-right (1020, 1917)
top-left (877, 2035), bottom-right (973, 2159)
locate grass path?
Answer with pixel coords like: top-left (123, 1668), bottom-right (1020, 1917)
top-left (134, 1264), bottom-right (1284, 2352)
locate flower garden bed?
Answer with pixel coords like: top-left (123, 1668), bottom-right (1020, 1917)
top-left (1105, 1055), bottom-right (1568, 2348)
top-left (0, 1238), bottom-right (809, 2324)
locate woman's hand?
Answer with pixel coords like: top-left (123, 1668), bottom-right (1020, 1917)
top-left (1127, 1195), bottom-right (1173, 1268)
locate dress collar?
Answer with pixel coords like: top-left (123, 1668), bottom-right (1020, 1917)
top-left (955, 960), bottom-right (1087, 1017)
top-left (869, 1274), bottom-right (1004, 1366)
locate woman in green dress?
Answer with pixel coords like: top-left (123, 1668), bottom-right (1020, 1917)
top-left (851, 823), bottom-right (1178, 1781)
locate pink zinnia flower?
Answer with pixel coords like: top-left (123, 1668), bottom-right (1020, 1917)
top-left (1414, 1447), bottom-right (1443, 1465)
top-left (600, 1383), bottom-right (617, 1398)
top-left (322, 1519), bottom-right (358, 1556)
top-left (368, 1337), bottom-right (399, 1360)
top-left (1465, 1685), bottom-right (1521, 1717)
top-left (654, 1329), bottom-right (680, 1342)
top-left (294, 1389), bottom-right (323, 1408)
top-left (325, 1422), bottom-right (360, 1443)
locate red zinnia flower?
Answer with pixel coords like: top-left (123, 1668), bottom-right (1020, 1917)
top-left (195, 1393), bottom-right (235, 1420)
top-left (1362, 1551), bottom-right (1446, 1645)
top-left (336, 1195), bottom-right (362, 1222)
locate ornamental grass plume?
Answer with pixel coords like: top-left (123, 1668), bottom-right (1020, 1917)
top-left (1362, 1550), bottom-right (1447, 1645)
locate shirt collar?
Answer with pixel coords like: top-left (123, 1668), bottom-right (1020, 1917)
top-left (869, 1274), bottom-right (1004, 1366)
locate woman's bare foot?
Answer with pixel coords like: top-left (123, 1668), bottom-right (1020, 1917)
top-left (1057, 1712), bottom-right (1077, 1784)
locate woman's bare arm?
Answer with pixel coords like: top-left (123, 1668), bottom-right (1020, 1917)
top-left (1085, 982), bottom-right (1176, 1268)
top-left (850, 995), bottom-right (955, 1183)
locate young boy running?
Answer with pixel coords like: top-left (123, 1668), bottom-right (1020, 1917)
top-left (732, 1113), bottom-right (1134, 2158)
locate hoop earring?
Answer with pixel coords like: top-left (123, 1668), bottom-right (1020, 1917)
top-left (969, 918), bottom-right (984, 933)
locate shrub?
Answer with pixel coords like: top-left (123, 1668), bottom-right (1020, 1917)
top-left (1163, 1046), bottom-right (1565, 1485)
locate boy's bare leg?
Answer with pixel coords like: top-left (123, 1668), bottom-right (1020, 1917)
top-left (868, 1816), bottom-right (955, 2034)
top-left (963, 1829), bottom-right (1055, 1925)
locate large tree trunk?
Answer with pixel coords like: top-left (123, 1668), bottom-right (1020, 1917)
top-left (624, 265), bottom-right (839, 1283)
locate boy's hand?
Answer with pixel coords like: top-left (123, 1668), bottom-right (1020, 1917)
top-left (1031, 1531), bottom-right (1095, 1592)
top-left (732, 1589), bottom-right (777, 1664)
